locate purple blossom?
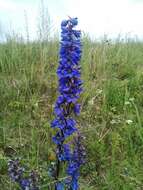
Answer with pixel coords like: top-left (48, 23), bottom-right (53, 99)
top-left (56, 182), bottom-right (64, 190)
top-left (8, 158), bottom-right (39, 190)
top-left (8, 159), bottom-right (25, 183)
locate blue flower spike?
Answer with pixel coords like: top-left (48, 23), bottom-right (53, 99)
top-left (51, 17), bottom-right (85, 190)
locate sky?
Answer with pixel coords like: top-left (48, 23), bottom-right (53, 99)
top-left (0, 0), bottom-right (143, 40)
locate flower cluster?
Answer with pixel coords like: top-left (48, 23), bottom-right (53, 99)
top-left (8, 159), bottom-right (39, 190)
top-left (67, 134), bottom-right (86, 190)
top-left (51, 17), bottom-right (84, 189)
top-left (51, 17), bottom-right (82, 146)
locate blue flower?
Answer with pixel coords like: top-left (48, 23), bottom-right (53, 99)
top-left (56, 182), bottom-right (64, 190)
top-left (70, 177), bottom-right (79, 190)
top-left (57, 144), bottom-right (71, 161)
top-left (63, 118), bottom-right (77, 137)
top-left (53, 131), bottom-right (65, 145)
top-left (74, 104), bottom-right (81, 115)
top-left (61, 20), bottom-right (68, 27)
top-left (70, 18), bottom-right (78, 26)
top-left (20, 179), bottom-right (30, 190)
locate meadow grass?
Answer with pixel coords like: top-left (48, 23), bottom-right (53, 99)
top-left (0, 34), bottom-right (143, 189)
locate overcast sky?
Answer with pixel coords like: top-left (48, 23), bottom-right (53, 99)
top-left (0, 0), bottom-right (143, 40)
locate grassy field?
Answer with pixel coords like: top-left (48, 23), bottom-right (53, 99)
top-left (0, 35), bottom-right (143, 189)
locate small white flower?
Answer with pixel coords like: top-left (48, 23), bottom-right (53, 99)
top-left (88, 97), bottom-right (95, 105)
top-left (110, 119), bottom-right (116, 124)
top-left (126, 120), bottom-right (133, 124)
top-left (125, 101), bottom-right (130, 105)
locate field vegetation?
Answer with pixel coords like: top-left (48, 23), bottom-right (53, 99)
top-left (0, 12), bottom-right (143, 189)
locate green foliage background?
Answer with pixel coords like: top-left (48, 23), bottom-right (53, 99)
top-left (1, 33), bottom-right (143, 189)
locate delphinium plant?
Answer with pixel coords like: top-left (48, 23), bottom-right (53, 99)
top-left (51, 17), bottom-right (85, 190)
top-left (8, 158), bottom-right (39, 190)
top-left (8, 17), bottom-right (85, 190)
